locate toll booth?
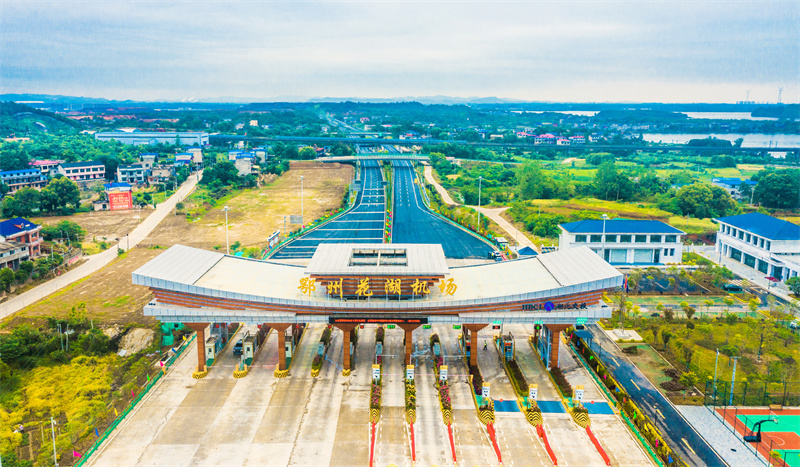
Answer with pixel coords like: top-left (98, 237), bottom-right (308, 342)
top-left (285, 328), bottom-right (294, 359)
top-left (243, 332), bottom-right (255, 360)
top-left (463, 328), bottom-right (471, 360)
top-left (538, 325), bottom-right (553, 368)
top-left (205, 335), bottom-right (218, 364)
top-left (502, 334), bottom-right (515, 361)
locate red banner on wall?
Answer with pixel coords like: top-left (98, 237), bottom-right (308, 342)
top-left (108, 191), bottom-right (132, 210)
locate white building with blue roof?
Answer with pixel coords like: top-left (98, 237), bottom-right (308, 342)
top-left (714, 212), bottom-right (800, 282)
top-left (559, 219), bottom-right (685, 265)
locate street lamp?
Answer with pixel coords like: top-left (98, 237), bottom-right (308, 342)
top-left (300, 175), bottom-right (305, 224)
top-left (223, 206), bottom-right (230, 254)
top-left (601, 213), bottom-right (610, 261)
top-left (477, 176), bottom-right (483, 232)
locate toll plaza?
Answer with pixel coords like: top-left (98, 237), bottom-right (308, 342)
top-left (133, 243), bottom-right (620, 377)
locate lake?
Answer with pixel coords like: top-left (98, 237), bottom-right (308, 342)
top-left (642, 133), bottom-right (800, 148)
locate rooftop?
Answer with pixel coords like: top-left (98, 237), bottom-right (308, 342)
top-left (715, 212), bottom-right (800, 241)
top-left (560, 219), bottom-right (685, 235)
top-left (59, 161), bottom-right (104, 168)
top-left (0, 169), bottom-right (43, 176)
top-left (0, 218), bottom-right (40, 236)
top-left (305, 243), bottom-right (448, 277)
top-left (0, 241), bottom-right (28, 254)
top-left (132, 244), bottom-right (621, 310)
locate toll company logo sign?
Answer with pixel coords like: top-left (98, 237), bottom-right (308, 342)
top-left (522, 301), bottom-right (587, 311)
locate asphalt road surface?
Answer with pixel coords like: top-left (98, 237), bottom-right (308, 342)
top-left (392, 160), bottom-right (494, 259)
top-left (584, 325), bottom-right (726, 467)
top-left (271, 160), bottom-right (385, 259)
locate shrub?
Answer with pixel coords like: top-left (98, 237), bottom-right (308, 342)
top-left (439, 382), bottom-right (452, 410)
top-left (506, 359), bottom-right (528, 397)
top-left (312, 354), bottom-right (323, 371)
top-left (375, 326), bottom-right (385, 344)
top-left (370, 382), bottom-right (381, 409)
top-left (622, 345), bottom-right (639, 355)
top-left (550, 367), bottom-right (573, 398)
top-left (469, 364), bottom-right (483, 394)
top-left (320, 326), bottom-right (332, 346)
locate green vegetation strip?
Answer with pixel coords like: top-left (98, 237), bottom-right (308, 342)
top-left (74, 334), bottom-right (196, 467)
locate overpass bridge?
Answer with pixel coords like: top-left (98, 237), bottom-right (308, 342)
top-left (316, 153), bottom-right (430, 162)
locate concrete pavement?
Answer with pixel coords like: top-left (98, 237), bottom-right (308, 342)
top-left (688, 245), bottom-right (795, 305)
top-left (423, 165), bottom-right (456, 205)
top-left (0, 173), bottom-right (201, 320)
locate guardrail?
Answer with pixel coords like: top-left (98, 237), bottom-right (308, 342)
top-left (74, 334), bottom-right (197, 466)
top-left (569, 332), bottom-right (686, 467)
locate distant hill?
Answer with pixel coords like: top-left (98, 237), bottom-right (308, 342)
top-left (751, 104), bottom-right (800, 119)
top-left (1, 101), bottom-right (83, 137)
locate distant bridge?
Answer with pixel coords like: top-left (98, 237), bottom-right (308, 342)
top-left (316, 153), bottom-right (430, 162)
top-left (209, 134), bottom-right (798, 153)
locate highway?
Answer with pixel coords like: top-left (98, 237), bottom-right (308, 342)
top-left (584, 325), bottom-right (726, 467)
top-left (271, 160), bottom-right (385, 259)
top-left (392, 160), bottom-right (494, 259)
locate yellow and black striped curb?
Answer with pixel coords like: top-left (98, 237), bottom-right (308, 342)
top-left (525, 409), bottom-right (543, 427)
top-left (233, 368), bottom-right (249, 379)
top-left (478, 409), bottom-right (495, 425)
top-left (274, 369), bottom-right (289, 378)
top-left (311, 368), bottom-right (320, 378)
top-left (342, 369), bottom-right (351, 376)
top-left (441, 408), bottom-right (452, 425)
top-left (405, 408), bottom-right (416, 424)
top-left (370, 408), bottom-right (381, 423)
top-left (192, 366), bottom-right (208, 379)
top-left (571, 410), bottom-right (591, 428)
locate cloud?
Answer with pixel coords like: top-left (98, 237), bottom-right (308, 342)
top-left (1, 1), bottom-right (797, 102)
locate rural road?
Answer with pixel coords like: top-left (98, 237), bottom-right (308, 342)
top-left (0, 173), bottom-right (201, 320)
top-left (422, 164), bottom-right (536, 250)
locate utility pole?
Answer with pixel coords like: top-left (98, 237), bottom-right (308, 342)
top-left (300, 175), bottom-right (305, 223)
top-left (223, 206), bottom-right (231, 255)
top-left (713, 348), bottom-right (719, 396)
top-left (477, 176), bottom-right (483, 232)
top-left (729, 357), bottom-right (740, 406)
top-left (50, 417), bottom-right (58, 467)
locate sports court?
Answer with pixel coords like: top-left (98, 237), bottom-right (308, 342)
top-left (717, 407), bottom-right (800, 466)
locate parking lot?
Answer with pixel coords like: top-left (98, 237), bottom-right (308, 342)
top-left (87, 324), bottom-right (654, 466)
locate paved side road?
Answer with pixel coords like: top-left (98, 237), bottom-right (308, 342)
top-left (585, 325), bottom-right (727, 467)
top-left (0, 173), bottom-right (201, 320)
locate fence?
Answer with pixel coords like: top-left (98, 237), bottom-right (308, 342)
top-left (704, 380), bottom-right (800, 407)
top-left (73, 334), bottom-right (196, 466)
top-left (704, 401), bottom-right (796, 467)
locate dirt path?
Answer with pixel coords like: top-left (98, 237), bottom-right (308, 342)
top-left (423, 165), bottom-right (456, 205)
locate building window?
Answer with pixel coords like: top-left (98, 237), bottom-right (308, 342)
top-left (590, 234), bottom-right (602, 242)
top-left (746, 233), bottom-right (751, 243)
top-left (575, 235), bottom-right (586, 243)
top-left (664, 248), bottom-right (670, 256)
top-left (766, 241), bottom-right (771, 250)
top-left (635, 235), bottom-right (647, 243)
top-left (738, 231), bottom-right (744, 240)
top-left (665, 235), bottom-right (677, 243)
top-left (650, 235), bottom-right (662, 243)
top-left (759, 238), bottom-right (764, 248)
top-left (619, 235), bottom-right (632, 243)
top-left (605, 235), bottom-right (617, 242)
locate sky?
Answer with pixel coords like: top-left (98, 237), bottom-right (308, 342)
top-left (1, 0), bottom-right (798, 103)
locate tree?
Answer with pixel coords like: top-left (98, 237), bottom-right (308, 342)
top-left (593, 161), bottom-right (633, 201)
top-left (516, 162), bottom-right (555, 200)
top-left (42, 177), bottom-right (80, 211)
top-left (679, 371), bottom-right (699, 388)
top-left (662, 330), bottom-right (672, 351)
top-left (753, 171), bottom-right (800, 209)
top-left (298, 147), bottom-right (317, 160)
top-left (664, 308), bottom-right (675, 321)
top-left (6, 188), bottom-right (41, 217)
top-left (785, 277), bottom-right (800, 295)
top-left (0, 268), bottom-right (15, 292)
top-left (675, 183), bottom-right (737, 218)
top-left (41, 220), bottom-right (86, 244)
